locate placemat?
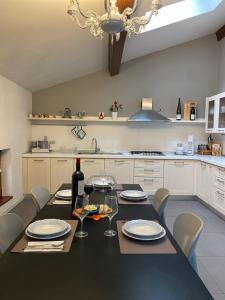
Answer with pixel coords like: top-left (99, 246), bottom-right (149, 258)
top-left (117, 221), bottom-right (177, 254)
top-left (11, 220), bottom-right (78, 253)
top-left (117, 192), bottom-right (151, 205)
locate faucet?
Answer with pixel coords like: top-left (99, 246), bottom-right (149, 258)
top-left (91, 138), bottom-right (100, 153)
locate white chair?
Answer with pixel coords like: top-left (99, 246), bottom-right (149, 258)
top-left (173, 213), bottom-right (203, 272)
top-left (31, 186), bottom-right (52, 210)
top-left (152, 188), bottom-right (170, 223)
top-left (0, 213), bottom-right (24, 254)
top-left (10, 197), bottom-right (39, 227)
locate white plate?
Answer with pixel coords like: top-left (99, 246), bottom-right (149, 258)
top-left (123, 220), bottom-right (163, 237)
top-left (55, 190), bottom-right (72, 199)
top-left (120, 193), bottom-right (147, 202)
top-left (122, 226), bottom-right (166, 241)
top-left (120, 190), bottom-right (148, 199)
top-left (27, 219), bottom-right (68, 236)
top-left (26, 224), bottom-right (71, 240)
top-left (92, 180), bottom-right (111, 187)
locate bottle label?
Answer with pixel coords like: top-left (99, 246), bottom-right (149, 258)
top-left (176, 114), bottom-right (181, 120)
top-left (78, 180), bottom-right (84, 196)
top-left (190, 114), bottom-right (195, 120)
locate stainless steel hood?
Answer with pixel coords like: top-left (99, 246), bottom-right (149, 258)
top-left (128, 99), bottom-right (170, 122)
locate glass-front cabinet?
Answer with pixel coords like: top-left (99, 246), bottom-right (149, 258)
top-left (206, 92), bottom-right (225, 133)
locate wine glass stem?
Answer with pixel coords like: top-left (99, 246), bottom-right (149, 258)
top-left (80, 218), bottom-right (84, 232)
top-left (108, 218), bottom-right (112, 231)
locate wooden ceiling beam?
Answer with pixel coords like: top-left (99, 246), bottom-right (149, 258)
top-left (216, 24), bottom-right (225, 41)
top-left (108, 0), bottom-right (135, 76)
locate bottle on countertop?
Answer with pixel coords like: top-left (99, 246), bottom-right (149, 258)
top-left (190, 106), bottom-right (196, 121)
top-left (187, 135), bottom-right (194, 156)
top-left (176, 98), bottom-right (182, 120)
top-left (72, 158), bottom-right (84, 211)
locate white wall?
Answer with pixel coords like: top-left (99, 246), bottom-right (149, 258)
top-left (32, 123), bottom-right (207, 153)
top-left (0, 74), bottom-right (32, 214)
top-left (218, 38), bottom-right (225, 92)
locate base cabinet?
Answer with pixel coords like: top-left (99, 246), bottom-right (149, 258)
top-left (26, 158), bottom-right (50, 193)
top-left (164, 161), bottom-right (195, 195)
top-left (105, 159), bottom-right (134, 184)
top-left (50, 158), bottom-right (74, 193)
top-left (197, 162), bottom-right (214, 204)
top-left (81, 159), bottom-right (105, 179)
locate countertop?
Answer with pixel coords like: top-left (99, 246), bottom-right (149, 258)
top-left (22, 152), bottom-right (225, 169)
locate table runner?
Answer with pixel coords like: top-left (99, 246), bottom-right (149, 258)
top-left (117, 220), bottom-right (177, 254)
top-left (117, 192), bottom-right (151, 205)
top-left (11, 220), bottom-right (78, 253)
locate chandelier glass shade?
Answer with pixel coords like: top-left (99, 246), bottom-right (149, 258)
top-left (67, 0), bottom-right (162, 43)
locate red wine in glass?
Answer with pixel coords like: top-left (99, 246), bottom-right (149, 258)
top-left (84, 184), bottom-right (94, 195)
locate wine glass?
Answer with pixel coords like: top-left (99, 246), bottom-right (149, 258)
top-left (103, 195), bottom-right (118, 237)
top-left (84, 178), bottom-right (94, 198)
top-left (74, 195), bottom-right (89, 238)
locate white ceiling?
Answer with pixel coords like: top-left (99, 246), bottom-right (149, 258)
top-left (0, 0), bottom-right (224, 92)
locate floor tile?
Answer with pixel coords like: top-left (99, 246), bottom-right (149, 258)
top-left (200, 257), bottom-right (225, 293)
top-left (196, 233), bottom-right (225, 257)
top-left (212, 294), bottom-right (225, 300)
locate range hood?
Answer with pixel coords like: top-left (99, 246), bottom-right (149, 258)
top-left (128, 99), bottom-right (170, 122)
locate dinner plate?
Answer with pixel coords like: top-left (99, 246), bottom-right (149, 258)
top-left (120, 190), bottom-right (148, 199)
top-left (122, 226), bottom-right (166, 241)
top-left (27, 219), bottom-right (69, 236)
top-left (55, 190), bottom-right (72, 199)
top-left (120, 194), bottom-right (147, 202)
top-left (123, 220), bottom-right (163, 238)
top-left (25, 223), bottom-right (71, 240)
top-left (92, 180), bottom-right (111, 187)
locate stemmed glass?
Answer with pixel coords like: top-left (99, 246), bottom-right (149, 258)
top-left (74, 195), bottom-right (89, 238)
top-left (103, 195), bottom-right (118, 237)
top-left (84, 178), bottom-right (94, 199)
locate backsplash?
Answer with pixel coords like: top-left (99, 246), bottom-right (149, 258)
top-left (31, 123), bottom-right (207, 153)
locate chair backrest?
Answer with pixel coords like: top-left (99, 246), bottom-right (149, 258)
top-left (153, 188), bottom-right (170, 217)
top-left (173, 213), bottom-right (203, 259)
top-left (31, 186), bottom-right (52, 210)
top-left (0, 213), bottom-right (24, 254)
top-left (10, 197), bottom-right (39, 227)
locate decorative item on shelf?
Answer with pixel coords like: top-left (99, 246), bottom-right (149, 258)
top-left (77, 111), bottom-right (86, 119)
top-left (71, 126), bottom-right (87, 140)
top-left (110, 101), bottom-right (123, 120)
top-left (98, 112), bottom-right (105, 120)
top-left (186, 135), bottom-right (194, 156)
top-left (67, 0), bottom-right (162, 44)
top-left (212, 143), bottom-right (222, 156)
top-left (63, 108), bottom-right (72, 119)
top-left (49, 115), bottom-right (57, 119)
top-left (184, 101), bottom-right (198, 121)
top-left (38, 113), bottom-right (44, 118)
top-left (43, 114), bottom-right (50, 118)
top-left (176, 98), bottom-right (182, 121)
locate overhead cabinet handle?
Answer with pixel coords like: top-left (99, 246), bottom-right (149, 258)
top-left (33, 160), bottom-right (44, 162)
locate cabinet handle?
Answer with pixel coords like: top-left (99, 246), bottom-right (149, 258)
top-left (144, 179), bottom-right (154, 183)
top-left (144, 160), bottom-right (155, 164)
top-left (57, 160), bottom-right (68, 162)
top-left (115, 160), bottom-right (124, 163)
top-left (217, 178), bottom-right (224, 184)
top-left (84, 160), bottom-right (95, 163)
top-left (144, 169), bottom-right (155, 172)
top-left (33, 160), bottom-right (44, 162)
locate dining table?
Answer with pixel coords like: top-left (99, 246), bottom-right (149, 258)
top-left (0, 183), bottom-right (213, 300)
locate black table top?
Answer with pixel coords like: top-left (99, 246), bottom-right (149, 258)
top-left (0, 184), bottom-right (213, 300)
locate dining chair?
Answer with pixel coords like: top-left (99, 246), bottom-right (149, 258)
top-left (31, 186), bottom-right (52, 211)
top-left (152, 188), bottom-right (170, 223)
top-left (0, 213), bottom-right (24, 254)
top-left (10, 197), bottom-right (39, 227)
top-left (173, 213), bottom-right (203, 272)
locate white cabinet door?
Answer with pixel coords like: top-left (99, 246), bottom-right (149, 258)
top-left (81, 159), bottom-right (105, 179)
top-left (134, 177), bottom-right (163, 194)
top-left (22, 158), bottom-right (28, 194)
top-left (205, 96), bottom-right (217, 133)
top-left (50, 158), bottom-right (74, 193)
top-left (212, 187), bottom-right (225, 215)
top-left (27, 158), bottom-right (50, 193)
top-left (105, 159), bottom-right (134, 184)
top-left (164, 161), bottom-right (195, 195)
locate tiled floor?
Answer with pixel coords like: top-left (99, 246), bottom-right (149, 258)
top-left (165, 197), bottom-right (225, 300)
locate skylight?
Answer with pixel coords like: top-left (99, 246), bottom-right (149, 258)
top-left (143, 0), bottom-right (224, 33)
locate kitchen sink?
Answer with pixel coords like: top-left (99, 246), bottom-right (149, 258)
top-left (77, 150), bottom-right (129, 155)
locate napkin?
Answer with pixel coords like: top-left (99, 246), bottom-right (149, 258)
top-left (24, 241), bottom-right (64, 252)
top-left (53, 200), bottom-right (72, 205)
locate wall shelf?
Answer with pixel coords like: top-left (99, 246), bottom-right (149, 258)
top-left (28, 117), bottom-right (206, 125)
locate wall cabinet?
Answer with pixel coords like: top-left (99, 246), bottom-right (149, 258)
top-left (105, 159), bottom-right (134, 184)
top-left (26, 158), bottom-right (51, 193)
top-left (206, 92), bottom-right (225, 133)
top-left (164, 161), bottom-right (195, 195)
top-left (50, 158), bottom-right (74, 193)
top-left (81, 159), bottom-right (105, 179)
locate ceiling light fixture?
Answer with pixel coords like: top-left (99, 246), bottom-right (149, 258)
top-left (67, 0), bottom-right (162, 44)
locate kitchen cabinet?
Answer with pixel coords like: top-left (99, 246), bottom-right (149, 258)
top-left (164, 160), bottom-right (195, 195)
top-left (50, 158), bottom-right (74, 193)
top-left (26, 158), bottom-right (50, 193)
top-left (81, 159), bottom-right (105, 179)
top-left (206, 92), bottom-right (225, 133)
top-left (134, 159), bottom-right (164, 194)
top-left (197, 162), bottom-right (214, 204)
top-left (212, 166), bottom-right (225, 214)
top-left (105, 159), bottom-right (134, 184)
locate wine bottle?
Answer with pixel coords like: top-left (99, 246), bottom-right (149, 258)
top-left (72, 158), bottom-right (84, 210)
top-left (176, 98), bottom-right (182, 120)
top-left (190, 106), bottom-right (196, 121)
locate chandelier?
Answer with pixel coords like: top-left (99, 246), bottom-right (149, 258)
top-left (67, 0), bottom-right (162, 43)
